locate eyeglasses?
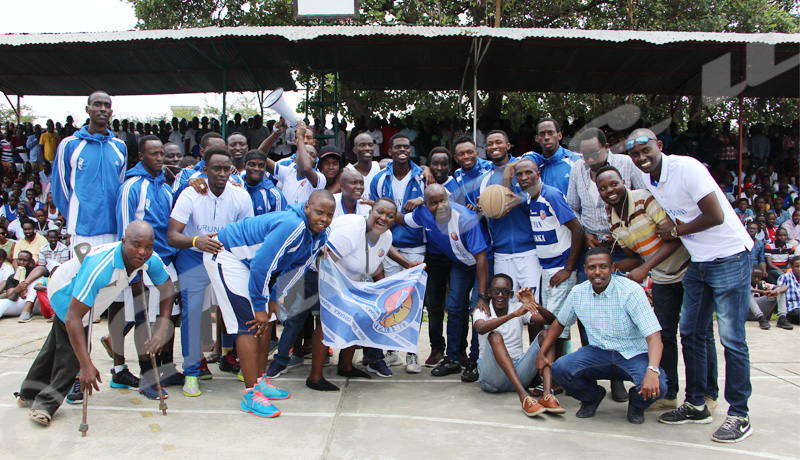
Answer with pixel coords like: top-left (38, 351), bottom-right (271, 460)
top-left (626, 136), bottom-right (656, 150)
top-left (489, 288), bottom-right (515, 297)
top-left (582, 150), bottom-right (604, 158)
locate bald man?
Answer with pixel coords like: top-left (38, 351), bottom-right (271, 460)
top-left (16, 221), bottom-right (176, 427)
top-left (345, 132), bottom-right (381, 201)
top-left (333, 169), bottom-right (371, 218)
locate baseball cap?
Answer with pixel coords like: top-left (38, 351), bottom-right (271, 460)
top-left (318, 145), bottom-right (342, 160)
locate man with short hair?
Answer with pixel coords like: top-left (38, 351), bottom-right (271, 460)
top-left (334, 170), bottom-right (371, 218)
top-left (0, 250), bottom-right (42, 321)
top-left (777, 257), bottom-right (800, 325)
top-left (265, 122), bottom-right (326, 205)
top-left (39, 119), bottom-right (60, 163)
top-left (749, 266), bottom-right (791, 330)
top-left (345, 132), bottom-right (381, 201)
top-left (13, 220), bottom-right (48, 268)
top-left (452, 137), bottom-right (492, 210)
top-left (52, 91), bottom-right (126, 250)
top-left (242, 149), bottom-right (286, 216)
top-left (538, 247), bottom-right (667, 424)
top-left (765, 227), bottom-right (795, 283)
top-left (780, 210), bottom-right (800, 248)
top-left (628, 127), bottom-right (755, 443)
top-left (520, 118), bottom-right (581, 195)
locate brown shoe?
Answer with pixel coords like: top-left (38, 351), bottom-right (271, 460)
top-left (424, 349), bottom-right (444, 367)
top-left (522, 396), bottom-right (546, 417)
top-left (538, 394), bottom-right (566, 414)
top-left (100, 335), bottom-right (113, 359)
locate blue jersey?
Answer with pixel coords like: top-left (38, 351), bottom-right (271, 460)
top-left (370, 162), bottom-right (426, 248)
top-left (468, 158), bottom-right (536, 256)
top-left (243, 174), bottom-right (286, 215)
top-left (217, 203), bottom-right (329, 311)
top-left (527, 184), bottom-right (577, 269)
top-left (405, 202), bottom-right (492, 266)
top-left (440, 176), bottom-right (459, 196)
top-left (453, 158), bottom-right (493, 207)
top-left (117, 162), bottom-right (176, 265)
top-left (521, 146), bottom-right (581, 195)
top-left (52, 126), bottom-right (126, 236)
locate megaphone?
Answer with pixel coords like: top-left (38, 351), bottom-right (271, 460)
top-left (263, 88), bottom-right (300, 129)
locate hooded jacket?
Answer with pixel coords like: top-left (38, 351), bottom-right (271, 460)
top-left (52, 126), bottom-right (126, 236)
top-left (369, 161), bottom-right (426, 248)
top-left (243, 174), bottom-right (287, 215)
top-left (117, 162), bottom-right (176, 265)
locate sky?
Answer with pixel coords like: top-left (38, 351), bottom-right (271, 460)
top-left (2, 0), bottom-right (302, 125)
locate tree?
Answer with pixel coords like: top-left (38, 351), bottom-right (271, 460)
top-left (0, 102), bottom-right (37, 125)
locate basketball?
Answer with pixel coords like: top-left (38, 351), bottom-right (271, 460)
top-left (480, 184), bottom-right (511, 219)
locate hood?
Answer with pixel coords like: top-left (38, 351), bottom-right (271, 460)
top-left (74, 125), bottom-right (115, 143)
top-left (245, 175), bottom-right (276, 192)
top-left (125, 161), bottom-right (166, 185)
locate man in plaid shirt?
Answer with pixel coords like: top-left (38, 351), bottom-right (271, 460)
top-left (37, 230), bottom-right (70, 270)
top-left (777, 257), bottom-right (800, 326)
top-left (536, 246), bottom-right (667, 425)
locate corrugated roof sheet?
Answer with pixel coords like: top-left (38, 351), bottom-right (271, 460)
top-left (0, 26), bottom-right (797, 97)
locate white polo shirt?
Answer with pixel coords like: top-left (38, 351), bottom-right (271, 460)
top-left (170, 184), bottom-right (254, 253)
top-left (333, 192), bottom-right (371, 219)
top-left (274, 162), bottom-right (326, 205)
top-left (345, 161), bottom-right (381, 200)
top-left (326, 214), bottom-right (392, 281)
top-left (642, 154), bottom-right (752, 262)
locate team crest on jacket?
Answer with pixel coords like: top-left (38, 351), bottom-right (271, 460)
top-left (539, 210), bottom-right (547, 220)
top-left (450, 232), bottom-right (459, 241)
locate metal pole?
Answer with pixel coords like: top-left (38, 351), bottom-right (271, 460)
top-left (473, 40), bottom-right (479, 144)
top-left (16, 96), bottom-right (20, 124)
top-left (221, 44), bottom-right (228, 139)
top-left (737, 45), bottom-right (744, 201)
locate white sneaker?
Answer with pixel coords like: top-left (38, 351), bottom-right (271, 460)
top-left (384, 351), bottom-right (403, 367)
top-left (405, 353), bottom-right (421, 374)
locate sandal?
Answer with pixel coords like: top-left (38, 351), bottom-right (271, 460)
top-left (29, 409), bottom-right (51, 426)
top-left (14, 392), bottom-right (30, 408)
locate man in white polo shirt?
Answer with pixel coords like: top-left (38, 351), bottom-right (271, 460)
top-left (627, 128), bottom-right (754, 444)
top-left (345, 133), bottom-right (381, 201)
top-left (266, 121), bottom-right (326, 205)
top-left (333, 170), bottom-right (371, 218)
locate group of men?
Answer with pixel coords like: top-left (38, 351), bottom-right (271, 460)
top-left (11, 91), bottom-right (775, 445)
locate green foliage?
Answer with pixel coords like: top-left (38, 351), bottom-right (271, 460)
top-left (0, 103), bottom-right (37, 125)
top-left (202, 94), bottom-right (261, 120)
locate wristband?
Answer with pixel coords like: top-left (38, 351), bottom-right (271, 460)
top-left (192, 236), bottom-right (198, 247)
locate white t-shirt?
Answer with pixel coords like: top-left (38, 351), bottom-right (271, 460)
top-left (170, 184), bottom-right (254, 253)
top-left (391, 171), bottom-right (413, 210)
top-left (369, 129), bottom-right (383, 157)
top-left (333, 193), bottom-right (371, 220)
top-left (326, 214), bottom-right (392, 281)
top-left (345, 161), bottom-right (381, 200)
top-left (642, 154), bottom-right (753, 262)
top-left (7, 219), bottom-right (22, 240)
top-left (272, 128), bottom-right (296, 157)
top-left (274, 162), bottom-right (327, 205)
top-left (168, 131), bottom-right (186, 155)
top-left (0, 263), bottom-right (14, 284)
top-left (473, 301), bottom-right (532, 362)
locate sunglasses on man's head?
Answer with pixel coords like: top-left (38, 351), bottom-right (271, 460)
top-left (626, 136), bottom-right (656, 150)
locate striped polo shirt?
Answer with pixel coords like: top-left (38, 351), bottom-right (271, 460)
top-left (607, 189), bottom-right (690, 284)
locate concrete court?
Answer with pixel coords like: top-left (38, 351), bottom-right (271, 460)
top-left (0, 318), bottom-right (797, 460)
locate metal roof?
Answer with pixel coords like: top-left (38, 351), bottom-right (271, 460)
top-left (1, 26), bottom-right (797, 97)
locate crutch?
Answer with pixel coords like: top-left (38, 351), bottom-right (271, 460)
top-left (139, 269), bottom-right (168, 415)
top-left (73, 243), bottom-right (92, 437)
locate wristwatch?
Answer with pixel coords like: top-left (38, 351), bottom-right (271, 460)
top-left (670, 226), bottom-right (679, 238)
top-left (478, 292), bottom-right (490, 301)
top-left (647, 365), bottom-right (661, 375)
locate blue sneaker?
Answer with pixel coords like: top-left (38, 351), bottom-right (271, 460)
top-left (65, 378), bottom-right (83, 405)
top-left (286, 354), bottom-right (304, 369)
top-left (266, 360), bottom-right (288, 378)
top-left (256, 375), bottom-right (291, 400)
top-left (367, 360), bottom-right (392, 378)
top-left (158, 366), bottom-right (185, 387)
top-left (240, 389), bottom-right (281, 418)
top-left (110, 365), bottom-right (140, 389)
top-left (139, 382), bottom-right (169, 400)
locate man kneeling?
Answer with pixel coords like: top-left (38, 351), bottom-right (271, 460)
top-left (473, 274), bottom-right (564, 417)
top-left (537, 247), bottom-right (667, 424)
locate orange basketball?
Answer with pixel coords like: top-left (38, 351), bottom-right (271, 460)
top-left (479, 184), bottom-right (511, 219)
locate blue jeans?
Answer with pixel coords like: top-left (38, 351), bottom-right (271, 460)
top-left (552, 345), bottom-right (668, 411)
top-left (274, 309), bottom-right (311, 367)
top-left (478, 333), bottom-right (540, 393)
top-left (445, 263), bottom-right (489, 362)
top-left (681, 251), bottom-right (751, 416)
top-left (176, 250), bottom-right (209, 378)
top-left (652, 281), bottom-right (719, 401)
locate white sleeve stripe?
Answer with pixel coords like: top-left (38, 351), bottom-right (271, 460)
top-left (119, 178), bottom-right (139, 232)
top-left (261, 223), bottom-right (305, 297)
top-left (74, 250), bottom-right (116, 302)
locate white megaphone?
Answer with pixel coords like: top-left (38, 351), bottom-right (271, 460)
top-left (263, 88), bottom-right (300, 129)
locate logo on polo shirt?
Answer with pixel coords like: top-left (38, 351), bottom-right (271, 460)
top-left (378, 248), bottom-right (385, 257)
top-left (450, 232), bottom-right (459, 241)
top-left (539, 210), bottom-right (546, 220)
top-left (300, 180), bottom-right (308, 187)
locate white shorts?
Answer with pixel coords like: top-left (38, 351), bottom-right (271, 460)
top-left (383, 247), bottom-right (425, 277)
top-left (541, 267), bottom-right (576, 339)
top-left (204, 250), bottom-right (255, 335)
top-left (123, 263), bottom-right (178, 323)
top-left (494, 250), bottom-right (542, 299)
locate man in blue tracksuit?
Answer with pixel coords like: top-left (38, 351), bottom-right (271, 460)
top-left (52, 91), bottom-right (126, 250)
top-left (519, 118), bottom-right (581, 195)
top-left (242, 149), bottom-right (286, 215)
top-left (172, 132), bottom-right (240, 198)
top-left (452, 137), bottom-right (493, 209)
top-left (205, 191), bottom-right (334, 418)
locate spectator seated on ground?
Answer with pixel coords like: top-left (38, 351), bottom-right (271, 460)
top-left (472, 275), bottom-right (563, 418)
top-left (0, 249), bottom-right (14, 299)
top-left (748, 266), bottom-right (791, 330)
top-left (0, 250), bottom-right (44, 321)
top-left (777, 256), bottom-right (800, 326)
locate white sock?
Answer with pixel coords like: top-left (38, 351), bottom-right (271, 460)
top-left (114, 364), bottom-right (125, 373)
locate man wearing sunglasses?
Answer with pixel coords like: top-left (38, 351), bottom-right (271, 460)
top-left (627, 128), bottom-right (754, 443)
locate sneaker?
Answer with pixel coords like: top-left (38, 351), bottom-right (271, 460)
top-left (17, 311), bottom-right (33, 323)
top-left (219, 351), bottom-right (241, 374)
top-left (182, 376), bottom-right (201, 397)
top-left (256, 375), bottom-right (291, 400)
top-left (758, 316), bottom-right (771, 330)
top-left (539, 393), bottom-right (566, 414)
top-left (576, 385), bottom-right (606, 418)
top-left (286, 354), bottom-right (305, 369)
top-left (198, 358), bottom-right (213, 380)
top-left (110, 365), bottom-right (140, 389)
top-left (99, 335), bottom-right (113, 359)
top-left (627, 387), bottom-right (645, 424)
top-left (139, 382), bottom-right (168, 400)
top-left (777, 315), bottom-right (794, 330)
top-left (266, 360), bottom-right (288, 378)
top-left (610, 379), bottom-right (628, 402)
top-left (431, 358), bottom-right (461, 377)
top-left (424, 349), bottom-right (444, 367)
top-left (646, 397), bottom-right (678, 412)
top-left (65, 378), bottom-right (83, 405)
top-left (159, 370), bottom-right (185, 387)
top-left (240, 388), bottom-right (281, 418)
top-left (658, 401), bottom-right (712, 424)
top-left (406, 353), bottom-right (422, 374)
top-left (522, 396), bottom-right (546, 417)
top-left (384, 351), bottom-right (403, 367)
top-left (705, 396), bottom-right (718, 416)
top-left (367, 360), bottom-right (393, 378)
top-left (711, 415), bottom-right (753, 443)
top-left (460, 360), bottom-right (479, 383)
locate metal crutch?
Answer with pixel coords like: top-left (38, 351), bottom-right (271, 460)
top-left (73, 243), bottom-right (92, 437)
top-left (138, 269), bottom-right (168, 415)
